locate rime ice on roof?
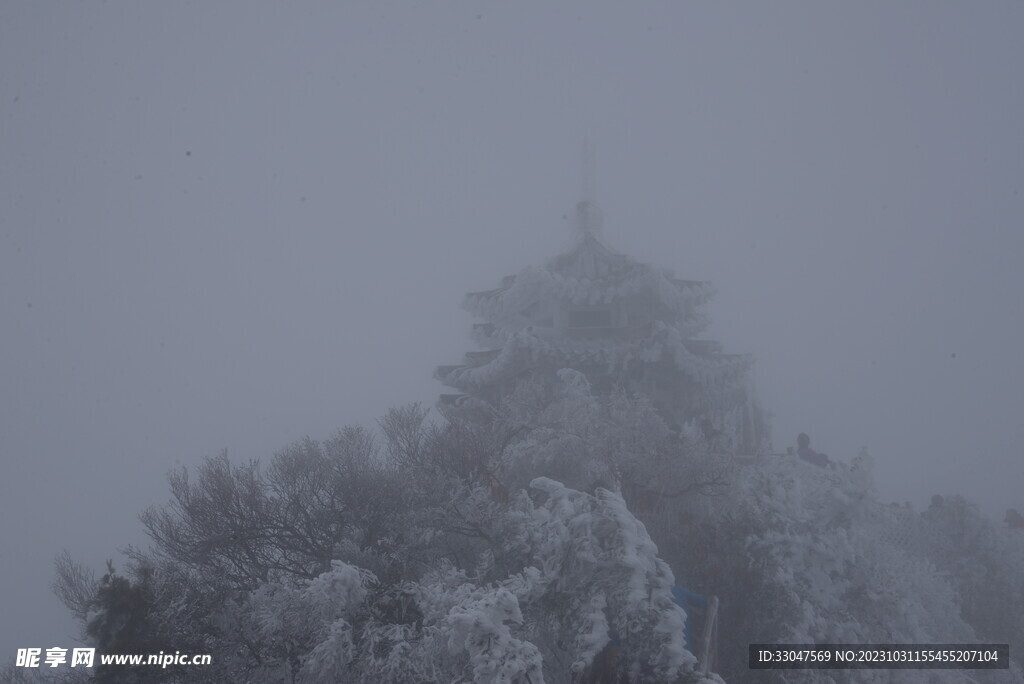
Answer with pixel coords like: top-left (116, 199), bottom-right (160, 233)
top-left (436, 200), bottom-right (767, 454)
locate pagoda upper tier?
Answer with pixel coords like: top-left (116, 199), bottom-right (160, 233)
top-left (436, 203), bottom-right (760, 448)
top-left (463, 230), bottom-right (715, 340)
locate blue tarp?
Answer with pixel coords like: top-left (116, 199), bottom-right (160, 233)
top-left (607, 585), bottom-right (707, 651)
top-left (671, 585), bottom-right (707, 650)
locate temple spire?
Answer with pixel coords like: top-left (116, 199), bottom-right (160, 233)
top-left (583, 135), bottom-right (596, 203)
top-left (576, 137), bottom-right (603, 237)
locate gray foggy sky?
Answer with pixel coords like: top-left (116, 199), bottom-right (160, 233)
top-left (2, 1), bottom-right (1023, 659)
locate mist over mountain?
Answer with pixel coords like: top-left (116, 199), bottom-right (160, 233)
top-left (2, 2), bottom-right (1022, 680)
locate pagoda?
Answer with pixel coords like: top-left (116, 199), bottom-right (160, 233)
top-left (435, 199), bottom-right (766, 455)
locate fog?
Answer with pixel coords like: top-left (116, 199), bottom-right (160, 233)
top-left (2, 0), bottom-right (1022, 664)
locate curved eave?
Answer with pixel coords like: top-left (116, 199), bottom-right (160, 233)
top-left (463, 271), bottom-right (715, 327)
top-left (435, 341), bottom-right (522, 392)
top-left (670, 278), bottom-right (715, 305)
top-left (437, 327), bottom-right (753, 393)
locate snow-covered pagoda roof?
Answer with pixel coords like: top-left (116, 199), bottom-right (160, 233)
top-left (434, 323), bottom-right (752, 395)
top-left (464, 232), bottom-right (714, 320)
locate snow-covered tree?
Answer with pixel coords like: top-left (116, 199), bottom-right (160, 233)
top-left (54, 370), bottom-right (1024, 682)
top-left (55, 384), bottom-right (718, 682)
top-left (656, 452), bottom-right (1024, 683)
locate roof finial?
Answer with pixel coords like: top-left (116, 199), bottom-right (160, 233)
top-left (576, 136), bottom-right (603, 237)
top-left (583, 134), bottom-right (596, 203)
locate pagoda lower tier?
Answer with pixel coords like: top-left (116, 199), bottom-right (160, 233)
top-left (435, 322), bottom-right (763, 454)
